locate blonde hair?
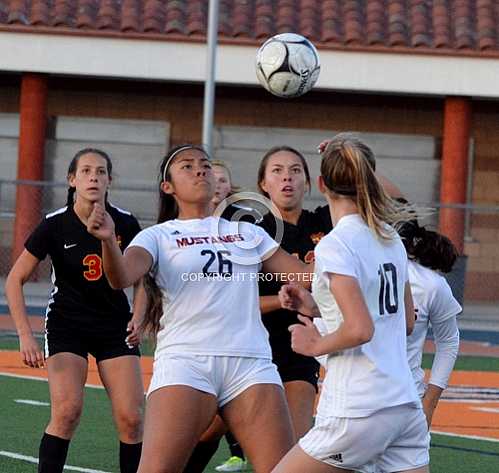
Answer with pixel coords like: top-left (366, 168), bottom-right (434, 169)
top-left (321, 133), bottom-right (411, 240)
top-left (211, 160), bottom-right (241, 194)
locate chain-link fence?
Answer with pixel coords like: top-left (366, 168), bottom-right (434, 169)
top-left (0, 179), bottom-right (157, 281)
top-left (1, 179), bottom-right (499, 311)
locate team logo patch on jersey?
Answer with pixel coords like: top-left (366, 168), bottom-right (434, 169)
top-left (116, 235), bottom-right (122, 248)
top-left (171, 230), bottom-right (181, 235)
top-left (64, 243), bottom-right (77, 249)
top-left (327, 453), bottom-right (343, 463)
top-left (310, 232), bottom-right (325, 245)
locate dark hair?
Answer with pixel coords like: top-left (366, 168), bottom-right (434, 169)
top-left (257, 146), bottom-right (311, 198)
top-left (398, 219), bottom-right (458, 273)
top-left (66, 148), bottom-right (112, 206)
top-left (142, 144), bottom-right (210, 337)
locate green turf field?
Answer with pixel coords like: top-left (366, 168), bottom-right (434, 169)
top-left (1, 336), bottom-right (498, 472)
top-left (1, 374), bottom-right (499, 472)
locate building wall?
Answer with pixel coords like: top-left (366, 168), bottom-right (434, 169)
top-left (1, 75), bottom-right (498, 300)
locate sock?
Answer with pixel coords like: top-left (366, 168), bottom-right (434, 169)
top-left (226, 431), bottom-right (245, 460)
top-left (183, 439), bottom-right (221, 473)
top-left (38, 432), bottom-right (70, 473)
top-left (119, 441), bottom-right (142, 473)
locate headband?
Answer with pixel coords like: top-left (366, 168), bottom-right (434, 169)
top-left (162, 145), bottom-right (211, 182)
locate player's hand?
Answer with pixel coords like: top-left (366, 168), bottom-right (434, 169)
top-left (289, 314), bottom-right (322, 357)
top-left (125, 318), bottom-right (143, 348)
top-left (422, 395), bottom-right (437, 429)
top-left (317, 139), bottom-right (331, 154)
top-left (87, 203), bottom-right (115, 241)
top-left (278, 283), bottom-right (318, 317)
top-left (19, 333), bottom-right (45, 368)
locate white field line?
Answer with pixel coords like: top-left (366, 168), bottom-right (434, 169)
top-left (431, 430), bottom-right (499, 443)
top-left (0, 450), bottom-right (111, 472)
top-left (0, 371), bottom-right (104, 389)
top-left (14, 399), bottom-right (50, 406)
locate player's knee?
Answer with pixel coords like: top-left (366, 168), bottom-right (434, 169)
top-left (52, 401), bottom-right (83, 431)
top-left (115, 408), bottom-right (144, 440)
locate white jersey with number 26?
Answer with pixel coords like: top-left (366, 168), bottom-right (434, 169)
top-left (128, 216), bottom-right (277, 361)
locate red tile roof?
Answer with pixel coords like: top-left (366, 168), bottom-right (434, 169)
top-left (1, 0), bottom-right (498, 56)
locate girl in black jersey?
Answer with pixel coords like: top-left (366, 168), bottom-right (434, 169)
top-left (257, 145), bottom-right (331, 439)
top-left (6, 149), bottom-right (145, 473)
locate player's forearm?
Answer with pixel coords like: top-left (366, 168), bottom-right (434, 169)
top-left (131, 279), bottom-right (147, 322)
top-left (5, 277), bottom-right (33, 336)
top-left (101, 237), bottom-right (133, 289)
top-left (429, 317), bottom-right (460, 390)
top-left (260, 295), bottom-right (282, 314)
top-left (313, 321), bottom-right (373, 357)
top-left (423, 384), bottom-right (443, 407)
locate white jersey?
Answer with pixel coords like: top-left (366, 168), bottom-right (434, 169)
top-left (407, 261), bottom-right (462, 396)
top-left (312, 214), bottom-right (420, 418)
top-left (128, 216), bottom-right (277, 360)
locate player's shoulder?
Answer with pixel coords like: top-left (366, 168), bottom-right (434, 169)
top-left (409, 261), bottom-right (447, 292)
top-left (45, 206), bottom-right (68, 220)
top-left (107, 202), bottom-right (135, 220)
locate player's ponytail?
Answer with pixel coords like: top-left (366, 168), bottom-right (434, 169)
top-left (398, 219), bottom-right (458, 273)
top-left (66, 187), bottom-right (76, 206)
top-left (321, 133), bottom-right (410, 240)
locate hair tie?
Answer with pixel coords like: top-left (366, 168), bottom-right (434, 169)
top-left (329, 185), bottom-right (357, 196)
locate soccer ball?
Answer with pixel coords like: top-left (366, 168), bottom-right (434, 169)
top-left (255, 33), bottom-right (320, 98)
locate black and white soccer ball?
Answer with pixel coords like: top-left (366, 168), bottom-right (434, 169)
top-left (255, 33), bottom-right (320, 98)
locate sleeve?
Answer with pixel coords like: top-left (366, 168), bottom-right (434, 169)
top-left (24, 217), bottom-right (52, 261)
top-left (253, 224), bottom-right (279, 260)
top-left (126, 227), bottom-right (159, 267)
top-left (316, 235), bottom-right (358, 279)
top-left (428, 278), bottom-right (463, 324)
top-left (428, 315), bottom-right (460, 390)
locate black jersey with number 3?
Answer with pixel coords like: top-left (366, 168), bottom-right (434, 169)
top-left (25, 203), bottom-right (141, 331)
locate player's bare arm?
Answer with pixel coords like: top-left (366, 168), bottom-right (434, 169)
top-left (404, 282), bottom-right (416, 336)
top-left (5, 249), bottom-right (45, 368)
top-left (294, 273), bottom-right (374, 357)
top-left (262, 247), bottom-right (313, 289)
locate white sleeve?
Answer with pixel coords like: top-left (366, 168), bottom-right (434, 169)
top-left (316, 235), bottom-right (358, 279)
top-left (253, 225), bottom-right (279, 260)
top-left (428, 277), bottom-right (462, 324)
top-left (126, 227), bottom-right (159, 267)
top-left (428, 315), bottom-right (460, 390)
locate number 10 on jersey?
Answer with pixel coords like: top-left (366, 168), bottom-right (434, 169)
top-left (378, 263), bottom-right (398, 315)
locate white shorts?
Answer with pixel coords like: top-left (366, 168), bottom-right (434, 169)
top-left (147, 353), bottom-right (283, 407)
top-left (299, 404), bottom-right (429, 473)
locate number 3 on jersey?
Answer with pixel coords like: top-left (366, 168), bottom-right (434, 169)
top-left (378, 263), bottom-right (398, 315)
top-left (83, 254), bottom-right (103, 281)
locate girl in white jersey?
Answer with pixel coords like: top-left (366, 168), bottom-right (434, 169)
top-left (87, 145), bottom-right (311, 473)
top-left (397, 218), bottom-right (461, 427)
top-left (272, 134), bottom-right (430, 473)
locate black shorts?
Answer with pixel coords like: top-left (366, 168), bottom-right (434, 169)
top-left (45, 322), bottom-right (140, 363)
top-left (272, 347), bottom-right (320, 391)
